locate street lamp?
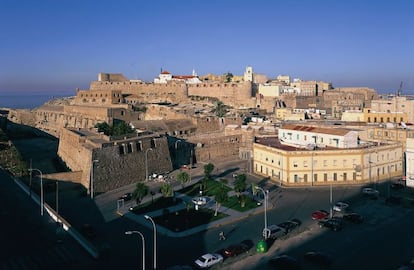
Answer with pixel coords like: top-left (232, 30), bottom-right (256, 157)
top-left (125, 230), bottom-right (146, 270)
top-left (90, 159), bottom-right (99, 199)
top-left (145, 148), bottom-right (153, 181)
top-left (29, 168), bottom-right (43, 216)
top-left (56, 180), bottom-right (59, 216)
top-left (174, 140), bottom-right (181, 149)
top-left (144, 215), bottom-right (157, 269)
top-left (254, 186), bottom-right (269, 239)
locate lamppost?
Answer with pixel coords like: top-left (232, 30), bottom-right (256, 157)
top-left (254, 186), bottom-right (269, 239)
top-left (144, 215), bottom-right (157, 269)
top-left (56, 180), bottom-right (59, 216)
top-left (174, 140), bottom-right (181, 149)
top-left (145, 148), bottom-right (153, 181)
top-left (90, 159), bottom-right (99, 199)
top-left (29, 168), bottom-right (43, 216)
top-left (125, 230), bottom-right (146, 270)
top-left (330, 181), bottom-right (333, 218)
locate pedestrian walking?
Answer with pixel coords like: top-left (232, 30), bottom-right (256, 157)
top-left (219, 231), bottom-right (226, 240)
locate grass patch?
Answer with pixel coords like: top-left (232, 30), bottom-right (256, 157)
top-left (222, 195), bottom-right (260, 212)
top-left (129, 197), bottom-right (182, 214)
top-left (153, 208), bottom-right (228, 232)
top-left (179, 179), bottom-right (232, 197)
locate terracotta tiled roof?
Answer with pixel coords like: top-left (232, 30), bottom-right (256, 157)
top-left (161, 70), bottom-right (171, 74)
top-left (281, 124), bottom-right (351, 136)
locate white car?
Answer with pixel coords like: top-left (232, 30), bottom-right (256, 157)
top-left (194, 253), bottom-right (223, 268)
top-left (191, 196), bottom-right (209, 205)
top-left (362, 187), bottom-right (379, 197)
top-left (333, 202), bottom-right (349, 212)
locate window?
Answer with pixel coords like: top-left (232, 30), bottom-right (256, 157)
top-left (333, 160), bottom-right (337, 166)
top-left (293, 161), bottom-right (298, 168)
top-left (323, 160), bottom-right (327, 167)
top-left (324, 173), bottom-right (328, 181)
top-left (304, 161), bottom-right (308, 167)
top-left (333, 173), bottom-right (337, 181)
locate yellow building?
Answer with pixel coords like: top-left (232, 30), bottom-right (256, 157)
top-left (253, 136), bottom-right (403, 187)
top-left (363, 108), bottom-right (407, 124)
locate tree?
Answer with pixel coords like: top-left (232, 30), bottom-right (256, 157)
top-left (95, 122), bottom-right (112, 136)
top-left (204, 163), bottom-right (214, 181)
top-left (132, 182), bottom-right (149, 207)
top-left (160, 183), bottom-right (174, 198)
top-left (224, 72), bottom-right (233, 83)
top-left (215, 101), bottom-right (227, 117)
top-left (113, 120), bottom-right (134, 135)
top-left (234, 174), bottom-right (247, 198)
top-left (176, 171), bottom-right (190, 188)
top-left (214, 186), bottom-right (228, 216)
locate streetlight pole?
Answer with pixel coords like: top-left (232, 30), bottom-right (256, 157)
top-left (144, 215), bottom-right (157, 270)
top-left (174, 140), bottom-right (181, 150)
top-left (29, 168), bottom-right (43, 216)
top-left (125, 230), bottom-right (146, 270)
top-left (145, 148), bottom-right (153, 181)
top-left (330, 181), bottom-right (333, 218)
top-left (56, 180), bottom-right (59, 216)
top-left (90, 159), bottom-right (99, 199)
top-left (255, 186), bottom-right (268, 239)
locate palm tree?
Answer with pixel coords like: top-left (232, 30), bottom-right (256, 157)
top-left (204, 163), bottom-right (214, 180)
top-left (234, 174), bottom-right (247, 198)
top-left (176, 171), bottom-right (190, 188)
top-left (214, 187), bottom-right (228, 216)
top-left (161, 183), bottom-right (174, 199)
top-left (132, 182), bottom-right (149, 207)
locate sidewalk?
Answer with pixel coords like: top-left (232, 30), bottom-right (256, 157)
top-left (116, 177), bottom-right (272, 238)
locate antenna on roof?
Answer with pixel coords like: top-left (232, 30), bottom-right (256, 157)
top-left (397, 81), bottom-right (403, 96)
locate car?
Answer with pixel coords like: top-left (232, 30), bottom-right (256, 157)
top-left (318, 218), bottom-right (342, 231)
top-left (191, 196), bottom-right (209, 205)
top-left (119, 192), bottom-right (132, 201)
top-left (343, 213), bottom-right (364, 224)
top-left (277, 219), bottom-right (301, 234)
top-left (222, 242), bottom-right (250, 257)
top-left (333, 202), bottom-right (349, 212)
top-left (263, 224), bottom-right (286, 239)
top-left (194, 253), bottom-right (223, 268)
top-left (304, 251), bottom-right (332, 268)
top-left (311, 210), bottom-right (329, 220)
top-left (268, 255), bottom-right (302, 270)
top-left (362, 187), bottom-right (379, 197)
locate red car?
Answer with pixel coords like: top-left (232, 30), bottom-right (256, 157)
top-left (311, 210), bottom-right (329, 220)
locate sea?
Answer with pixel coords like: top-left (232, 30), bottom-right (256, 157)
top-left (0, 93), bottom-right (73, 109)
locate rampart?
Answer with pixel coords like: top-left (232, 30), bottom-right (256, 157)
top-left (57, 128), bottom-right (173, 193)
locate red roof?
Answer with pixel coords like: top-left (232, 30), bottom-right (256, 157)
top-left (173, 75), bottom-right (196, 79)
top-left (161, 70), bottom-right (171, 74)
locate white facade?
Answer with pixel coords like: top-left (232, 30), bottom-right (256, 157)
top-left (279, 125), bottom-right (359, 149)
top-left (154, 71), bottom-right (172, 83)
top-left (244, 66), bottom-right (253, 82)
top-left (406, 138), bottom-right (414, 187)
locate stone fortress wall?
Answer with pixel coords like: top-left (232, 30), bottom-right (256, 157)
top-left (58, 128), bottom-right (173, 193)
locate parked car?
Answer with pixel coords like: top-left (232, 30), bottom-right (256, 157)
top-left (119, 192), bottom-right (132, 201)
top-left (333, 202), bottom-right (349, 212)
top-left (268, 255), bottom-right (302, 270)
top-left (312, 210), bottom-right (329, 220)
top-left (304, 251), bottom-right (332, 268)
top-left (318, 218), bottom-right (342, 231)
top-left (263, 224), bottom-right (286, 239)
top-left (192, 196), bottom-right (209, 206)
top-left (362, 187), bottom-right (379, 197)
top-left (194, 253), bottom-right (223, 268)
top-left (343, 213), bottom-right (363, 224)
top-left (277, 219), bottom-right (301, 234)
top-left (222, 242), bottom-right (250, 257)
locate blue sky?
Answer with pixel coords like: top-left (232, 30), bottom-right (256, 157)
top-left (1, 0), bottom-right (413, 95)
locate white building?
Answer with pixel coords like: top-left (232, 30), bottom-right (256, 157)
top-left (279, 124), bottom-right (359, 149)
top-left (406, 138), bottom-right (414, 187)
top-left (154, 70), bottom-right (201, 84)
